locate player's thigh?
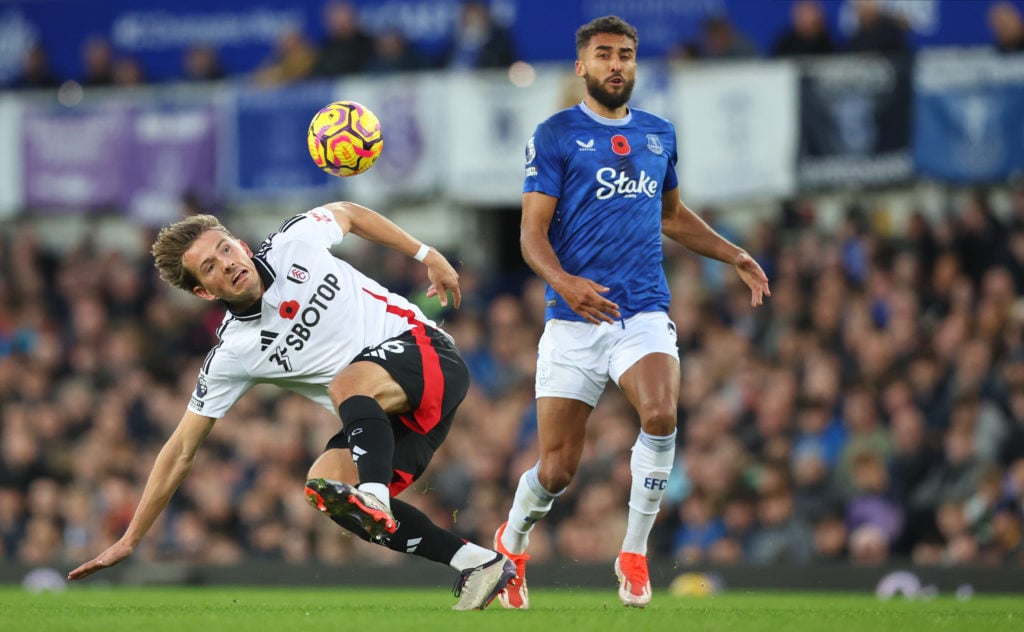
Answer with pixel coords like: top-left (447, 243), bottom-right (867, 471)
top-left (330, 360), bottom-right (411, 414)
top-left (535, 319), bottom-right (610, 408)
top-left (612, 312), bottom-right (681, 422)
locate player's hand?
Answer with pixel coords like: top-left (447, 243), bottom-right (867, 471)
top-left (67, 539), bottom-right (134, 581)
top-left (555, 275), bottom-right (620, 324)
top-left (423, 249), bottom-right (461, 309)
top-left (734, 252), bottom-right (771, 307)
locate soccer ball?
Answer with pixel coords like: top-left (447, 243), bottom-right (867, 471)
top-left (307, 101), bottom-right (383, 177)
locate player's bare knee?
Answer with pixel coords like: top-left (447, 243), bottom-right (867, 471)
top-left (538, 463), bottom-right (574, 493)
top-left (641, 411), bottom-right (677, 436)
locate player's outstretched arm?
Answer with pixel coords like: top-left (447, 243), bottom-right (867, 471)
top-left (661, 189), bottom-right (771, 307)
top-left (326, 201), bottom-right (461, 308)
top-left (67, 410), bottom-right (216, 580)
top-left (521, 192), bottom-right (620, 324)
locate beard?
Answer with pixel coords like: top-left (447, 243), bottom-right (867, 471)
top-left (584, 72), bottom-right (635, 111)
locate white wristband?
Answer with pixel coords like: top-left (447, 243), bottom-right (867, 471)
top-left (413, 243), bottom-right (430, 262)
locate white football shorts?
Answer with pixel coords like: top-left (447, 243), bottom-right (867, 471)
top-left (534, 311), bottom-right (680, 407)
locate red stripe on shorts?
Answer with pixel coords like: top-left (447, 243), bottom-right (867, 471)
top-left (362, 288), bottom-right (445, 434)
top-left (390, 469), bottom-right (415, 496)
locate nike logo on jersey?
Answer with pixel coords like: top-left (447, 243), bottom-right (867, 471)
top-left (595, 167), bottom-right (659, 200)
top-left (575, 138), bottom-right (595, 151)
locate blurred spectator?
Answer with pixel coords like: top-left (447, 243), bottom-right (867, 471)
top-left (183, 45), bottom-right (226, 82)
top-left (81, 36), bottom-right (115, 87)
top-left (366, 29), bottom-right (426, 74)
top-left (845, 451), bottom-right (903, 562)
top-left (954, 190), bottom-right (1007, 286)
top-left (312, 1), bottom-right (375, 77)
top-left (713, 487), bottom-right (758, 563)
top-left (667, 40), bottom-right (701, 64)
top-left (671, 491), bottom-right (726, 564)
top-left (812, 511), bottom-right (848, 561)
top-left (1000, 384), bottom-right (1024, 465)
top-left (440, 1), bottom-right (517, 70)
top-left (701, 16), bottom-right (759, 59)
top-left (253, 27), bottom-right (317, 87)
top-left (748, 489), bottom-right (814, 564)
top-left (9, 42), bottom-right (61, 90)
top-left (833, 384), bottom-right (890, 499)
top-left (772, 0), bottom-right (837, 57)
top-left (847, 0), bottom-right (909, 56)
top-left (112, 56), bottom-right (147, 87)
top-left (887, 405), bottom-right (939, 506)
top-left (989, 1), bottom-right (1024, 53)
top-left (985, 499), bottom-right (1023, 562)
top-left (911, 422), bottom-right (986, 512)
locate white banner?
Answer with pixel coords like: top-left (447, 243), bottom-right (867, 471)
top-left (0, 97), bottom-right (22, 218)
top-left (674, 61), bottom-right (798, 203)
top-left (443, 68), bottom-right (566, 206)
top-left (332, 74), bottom-right (446, 208)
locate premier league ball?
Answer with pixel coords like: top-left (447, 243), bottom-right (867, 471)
top-left (307, 100), bottom-right (383, 177)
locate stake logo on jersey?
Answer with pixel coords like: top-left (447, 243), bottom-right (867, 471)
top-left (522, 102), bottom-right (680, 323)
top-left (595, 167), bottom-right (658, 200)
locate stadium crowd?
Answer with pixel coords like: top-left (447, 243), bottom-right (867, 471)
top-left (2, 184), bottom-right (1024, 571)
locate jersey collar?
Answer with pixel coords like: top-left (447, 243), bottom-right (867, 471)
top-left (578, 100), bottom-right (632, 127)
top-left (222, 254), bottom-right (275, 320)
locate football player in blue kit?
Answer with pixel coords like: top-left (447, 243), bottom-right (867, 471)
top-left (493, 15), bottom-right (771, 608)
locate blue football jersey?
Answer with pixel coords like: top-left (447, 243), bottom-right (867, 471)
top-left (523, 102), bottom-right (679, 322)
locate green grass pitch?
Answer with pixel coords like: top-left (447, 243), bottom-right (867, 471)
top-left (1, 587), bottom-right (1021, 632)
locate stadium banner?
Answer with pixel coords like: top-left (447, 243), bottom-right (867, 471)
top-left (230, 82), bottom-right (337, 196)
top-left (125, 104), bottom-right (219, 225)
top-left (443, 67), bottom-right (567, 206)
top-left (674, 61), bottom-right (798, 203)
top-left (331, 74), bottom-right (444, 208)
top-left (0, 0), bottom-right (996, 86)
top-left (0, 97), bottom-right (22, 218)
top-left (797, 55), bottom-right (914, 189)
top-left (22, 105), bottom-right (133, 211)
top-left (914, 50), bottom-right (1024, 183)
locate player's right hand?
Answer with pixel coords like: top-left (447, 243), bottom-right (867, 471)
top-left (556, 275), bottom-right (620, 324)
top-left (67, 539), bottom-right (134, 580)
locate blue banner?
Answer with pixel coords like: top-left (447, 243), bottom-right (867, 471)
top-left (798, 55), bottom-right (913, 188)
top-left (231, 82), bottom-right (338, 194)
top-left (914, 51), bottom-right (1024, 183)
top-left (0, 0), bottom-right (1008, 86)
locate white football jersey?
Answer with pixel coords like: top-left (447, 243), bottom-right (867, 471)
top-left (187, 207), bottom-right (437, 418)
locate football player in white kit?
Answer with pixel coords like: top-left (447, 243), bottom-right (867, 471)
top-left (68, 201), bottom-right (514, 610)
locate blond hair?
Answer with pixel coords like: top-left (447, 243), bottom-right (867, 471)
top-left (151, 214), bottom-right (232, 291)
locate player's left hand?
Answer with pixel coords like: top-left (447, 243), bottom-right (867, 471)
top-left (67, 538), bottom-right (134, 581)
top-left (734, 252), bottom-right (771, 307)
top-left (422, 249), bottom-right (462, 309)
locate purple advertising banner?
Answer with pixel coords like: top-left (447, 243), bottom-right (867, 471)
top-left (124, 104), bottom-right (218, 225)
top-left (22, 106), bottom-right (132, 211)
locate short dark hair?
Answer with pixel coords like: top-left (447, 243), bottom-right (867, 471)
top-left (575, 15), bottom-right (639, 55)
top-left (151, 214), bottom-right (233, 292)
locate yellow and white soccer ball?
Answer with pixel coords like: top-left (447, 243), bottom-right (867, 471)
top-left (307, 100), bottom-right (383, 177)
